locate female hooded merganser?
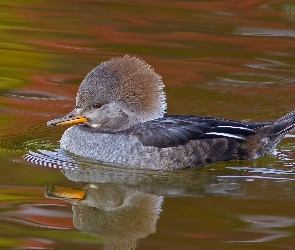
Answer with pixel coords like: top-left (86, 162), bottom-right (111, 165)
top-left (47, 55), bottom-right (295, 170)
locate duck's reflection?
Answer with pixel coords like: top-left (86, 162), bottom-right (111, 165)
top-left (46, 184), bottom-right (162, 250)
top-left (25, 149), bottom-right (240, 249)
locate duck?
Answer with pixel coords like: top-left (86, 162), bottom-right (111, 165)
top-left (47, 55), bottom-right (295, 170)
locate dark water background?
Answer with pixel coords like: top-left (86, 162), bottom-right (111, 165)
top-left (1, 1), bottom-right (295, 249)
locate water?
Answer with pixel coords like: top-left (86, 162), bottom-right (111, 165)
top-left (1, 0), bottom-right (295, 249)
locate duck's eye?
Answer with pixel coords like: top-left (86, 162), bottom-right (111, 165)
top-left (93, 103), bottom-right (102, 109)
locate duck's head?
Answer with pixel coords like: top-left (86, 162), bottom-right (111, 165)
top-left (47, 55), bottom-right (166, 132)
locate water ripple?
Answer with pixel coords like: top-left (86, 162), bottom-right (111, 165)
top-left (209, 72), bottom-right (295, 87)
top-left (235, 27), bottom-right (295, 38)
top-left (2, 89), bottom-right (67, 100)
top-left (24, 149), bottom-right (80, 171)
top-left (229, 215), bottom-right (295, 243)
top-left (245, 58), bottom-right (295, 72)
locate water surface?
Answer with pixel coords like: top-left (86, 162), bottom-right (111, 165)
top-left (1, 0), bottom-right (295, 249)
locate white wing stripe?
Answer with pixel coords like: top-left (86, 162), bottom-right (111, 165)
top-left (206, 132), bottom-right (245, 140)
top-left (217, 125), bottom-right (253, 131)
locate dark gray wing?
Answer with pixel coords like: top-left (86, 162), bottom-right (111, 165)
top-left (128, 114), bottom-right (260, 148)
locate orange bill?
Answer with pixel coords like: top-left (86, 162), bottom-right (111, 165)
top-left (47, 114), bottom-right (87, 126)
top-left (45, 186), bottom-right (85, 200)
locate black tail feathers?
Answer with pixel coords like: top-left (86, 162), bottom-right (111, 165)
top-left (273, 110), bottom-right (295, 136)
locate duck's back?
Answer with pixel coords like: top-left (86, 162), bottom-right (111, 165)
top-left (60, 113), bottom-right (295, 170)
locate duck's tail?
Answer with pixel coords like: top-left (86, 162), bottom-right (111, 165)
top-left (273, 110), bottom-right (295, 137)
